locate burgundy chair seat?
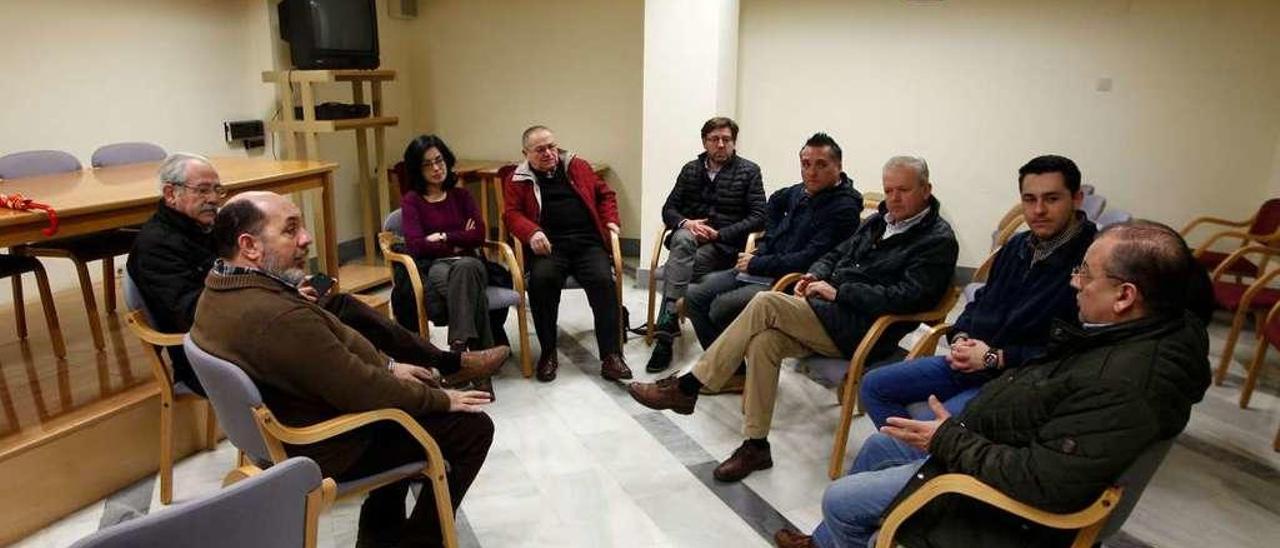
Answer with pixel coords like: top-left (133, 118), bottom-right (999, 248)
top-left (1264, 314), bottom-right (1280, 352)
top-left (1200, 250), bottom-right (1261, 278)
top-left (1213, 281), bottom-right (1280, 311)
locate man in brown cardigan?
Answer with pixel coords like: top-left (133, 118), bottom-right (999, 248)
top-left (191, 191), bottom-right (494, 548)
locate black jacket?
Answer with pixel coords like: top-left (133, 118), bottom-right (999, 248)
top-left (661, 153), bottom-right (766, 253)
top-left (893, 312), bottom-right (1211, 548)
top-left (126, 202), bottom-right (218, 394)
top-left (748, 175), bottom-right (862, 277)
top-left (806, 197), bottom-right (958, 357)
top-left (954, 218), bottom-right (1098, 370)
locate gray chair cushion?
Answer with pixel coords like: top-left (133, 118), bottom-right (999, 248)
top-left (183, 335), bottom-right (274, 464)
top-left (0, 150), bottom-right (81, 179)
top-left (383, 209), bottom-right (403, 234)
top-left (122, 269), bottom-right (155, 325)
top-left (91, 142), bottom-right (167, 168)
top-left (1100, 438), bottom-right (1175, 540)
top-left (1081, 194), bottom-right (1107, 222)
top-left (797, 355), bottom-right (851, 387)
top-left (486, 287), bottom-right (520, 309)
top-left (1095, 209), bottom-right (1132, 229)
top-left (68, 457), bottom-right (321, 548)
top-left (335, 460), bottom-right (425, 497)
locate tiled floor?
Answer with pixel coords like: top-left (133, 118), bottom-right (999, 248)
top-left (17, 272), bottom-right (1280, 547)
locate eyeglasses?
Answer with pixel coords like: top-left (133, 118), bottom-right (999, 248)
top-left (527, 143), bottom-right (559, 155)
top-left (173, 183), bottom-right (227, 199)
top-left (1071, 263), bottom-right (1128, 284)
top-left (704, 136), bottom-right (734, 144)
top-left (422, 157), bottom-right (448, 169)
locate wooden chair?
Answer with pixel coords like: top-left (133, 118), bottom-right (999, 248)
top-left (122, 270), bottom-right (218, 505)
top-left (642, 226), bottom-right (763, 344)
top-left (0, 255), bottom-right (66, 358)
top-left (1206, 245), bottom-right (1280, 399)
top-left (183, 335), bottom-right (461, 548)
top-left (69, 457), bottom-right (332, 548)
top-left (378, 209), bottom-right (534, 378)
top-left (1237, 289), bottom-right (1280, 410)
top-left (1181, 198), bottom-right (1280, 281)
top-left (770, 274), bottom-right (960, 479)
top-left (874, 439), bottom-right (1174, 548)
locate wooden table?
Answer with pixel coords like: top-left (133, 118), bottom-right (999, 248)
top-left (0, 157), bottom-right (341, 279)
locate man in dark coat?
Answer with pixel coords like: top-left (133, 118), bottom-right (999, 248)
top-left (646, 117), bottom-right (766, 373)
top-left (629, 156), bottom-right (958, 482)
top-left (775, 221), bottom-right (1213, 548)
top-left (126, 154), bottom-right (506, 396)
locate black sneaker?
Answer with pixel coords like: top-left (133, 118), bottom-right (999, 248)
top-left (646, 339), bottom-right (674, 373)
top-left (652, 311), bottom-right (681, 342)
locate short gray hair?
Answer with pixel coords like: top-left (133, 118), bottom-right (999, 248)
top-left (883, 155), bottom-right (930, 186)
top-left (157, 152), bottom-right (212, 192)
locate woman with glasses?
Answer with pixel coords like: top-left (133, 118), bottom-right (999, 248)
top-left (398, 134), bottom-right (503, 395)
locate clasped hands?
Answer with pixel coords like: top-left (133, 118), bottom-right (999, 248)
top-left (792, 273), bottom-right (837, 301)
top-left (682, 218), bottom-right (719, 243)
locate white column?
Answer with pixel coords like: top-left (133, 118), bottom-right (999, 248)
top-left (640, 0), bottom-right (740, 278)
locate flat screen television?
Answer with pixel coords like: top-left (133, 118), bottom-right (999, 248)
top-left (278, 0), bottom-right (380, 70)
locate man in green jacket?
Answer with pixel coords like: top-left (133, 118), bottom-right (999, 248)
top-left (192, 191), bottom-right (495, 548)
top-left (775, 220), bottom-right (1212, 548)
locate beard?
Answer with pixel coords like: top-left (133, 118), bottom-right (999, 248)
top-left (261, 247), bottom-right (307, 286)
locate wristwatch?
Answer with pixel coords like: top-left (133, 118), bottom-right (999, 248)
top-left (983, 348), bottom-right (1001, 370)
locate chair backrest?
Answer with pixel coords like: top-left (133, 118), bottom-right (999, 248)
top-left (0, 149), bottom-right (81, 179)
top-left (183, 334), bottom-right (274, 465)
top-left (1248, 198), bottom-right (1280, 238)
top-left (1080, 194), bottom-right (1107, 221)
top-left (121, 268), bottom-right (156, 326)
top-left (1098, 437), bottom-right (1176, 540)
top-left (383, 208), bottom-right (403, 235)
top-left (390, 161), bottom-right (410, 198)
top-left (1094, 209), bottom-right (1132, 229)
top-left (1081, 183), bottom-right (1096, 195)
top-left (91, 142), bottom-right (167, 168)
top-left (69, 457), bottom-right (323, 548)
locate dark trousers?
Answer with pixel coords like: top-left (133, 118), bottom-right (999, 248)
top-left (527, 243), bottom-right (620, 358)
top-left (685, 268), bottom-right (769, 349)
top-left (322, 292), bottom-right (462, 373)
top-left (423, 257), bottom-right (493, 348)
top-left (335, 412), bottom-right (494, 548)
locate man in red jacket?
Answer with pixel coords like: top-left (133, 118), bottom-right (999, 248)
top-left (502, 126), bottom-right (631, 382)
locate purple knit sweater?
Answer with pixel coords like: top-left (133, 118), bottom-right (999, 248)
top-left (400, 187), bottom-right (485, 259)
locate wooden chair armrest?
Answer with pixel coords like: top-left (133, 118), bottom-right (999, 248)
top-left (1195, 230), bottom-right (1251, 259)
top-left (1209, 244), bottom-right (1280, 280)
top-left (650, 226), bottom-right (671, 273)
top-left (610, 229), bottom-right (624, 273)
top-left (483, 240), bottom-right (526, 295)
top-left (745, 230), bottom-right (764, 255)
top-left (510, 234), bottom-right (526, 273)
top-left (772, 272), bottom-right (805, 292)
top-left (973, 247), bottom-right (1001, 283)
top-left (257, 407), bottom-right (446, 469)
top-left (1181, 215), bottom-right (1251, 237)
top-left (905, 323), bottom-right (953, 360)
top-left (379, 231), bottom-right (430, 338)
top-left (124, 310), bottom-right (184, 347)
top-left (993, 217), bottom-right (1025, 248)
top-left (875, 474), bottom-right (1123, 548)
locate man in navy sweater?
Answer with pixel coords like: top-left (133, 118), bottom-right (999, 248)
top-left (857, 154), bottom-right (1096, 429)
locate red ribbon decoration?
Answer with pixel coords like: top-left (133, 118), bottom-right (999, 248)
top-left (0, 193), bottom-right (60, 236)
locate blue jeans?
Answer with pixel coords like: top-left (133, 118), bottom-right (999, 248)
top-left (860, 355), bottom-right (986, 429)
top-left (812, 434), bottom-right (927, 548)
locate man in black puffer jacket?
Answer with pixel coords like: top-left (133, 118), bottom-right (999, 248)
top-left (630, 156), bottom-right (957, 482)
top-left (777, 221), bottom-right (1212, 548)
top-left (648, 117), bottom-right (766, 367)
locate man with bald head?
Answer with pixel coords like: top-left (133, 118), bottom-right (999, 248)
top-left (127, 154), bottom-right (505, 396)
top-left (189, 191), bottom-right (494, 547)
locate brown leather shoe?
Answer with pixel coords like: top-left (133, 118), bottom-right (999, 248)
top-left (773, 528), bottom-right (815, 548)
top-left (448, 345), bottom-right (510, 386)
top-left (713, 441), bottom-right (773, 482)
top-left (536, 352), bottom-right (558, 382)
top-left (700, 373), bottom-right (746, 395)
top-left (600, 353), bottom-right (633, 381)
top-left (628, 376), bottom-right (696, 414)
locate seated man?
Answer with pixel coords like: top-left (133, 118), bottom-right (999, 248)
top-left (774, 221), bottom-right (1213, 548)
top-left (126, 153), bottom-right (506, 396)
top-left (192, 191), bottom-right (495, 548)
top-left (503, 125), bottom-right (631, 382)
top-left (860, 155), bottom-right (1096, 428)
top-left (629, 156), bottom-right (958, 482)
top-left (646, 116), bottom-right (766, 373)
top-left (673, 132), bottom-right (864, 388)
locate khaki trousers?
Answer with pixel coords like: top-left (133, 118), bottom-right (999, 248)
top-left (691, 291), bottom-right (842, 438)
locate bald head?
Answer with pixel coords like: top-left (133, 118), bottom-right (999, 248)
top-left (213, 191), bottom-right (312, 284)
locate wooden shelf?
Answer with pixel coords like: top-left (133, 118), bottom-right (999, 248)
top-left (338, 263), bottom-right (392, 293)
top-left (266, 116), bottom-right (399, 133)
top-left (261, 69), bottom-right (396, 83)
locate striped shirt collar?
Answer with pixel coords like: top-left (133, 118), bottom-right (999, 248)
top-left (210, 258), bottom-right (300, 290)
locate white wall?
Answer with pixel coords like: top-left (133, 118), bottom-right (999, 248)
top-left (640, 0), bottom-right (740, 266)
top-left (737, 0), bottom-right (1280, 266)
top-left (403, 0), bottom-right (645, 239)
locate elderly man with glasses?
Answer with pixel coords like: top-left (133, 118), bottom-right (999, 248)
top-left (126, 153), bottom-right (507, 396)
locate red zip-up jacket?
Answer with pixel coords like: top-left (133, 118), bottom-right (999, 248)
top-left (501, 151), bottom-right (620, 247)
